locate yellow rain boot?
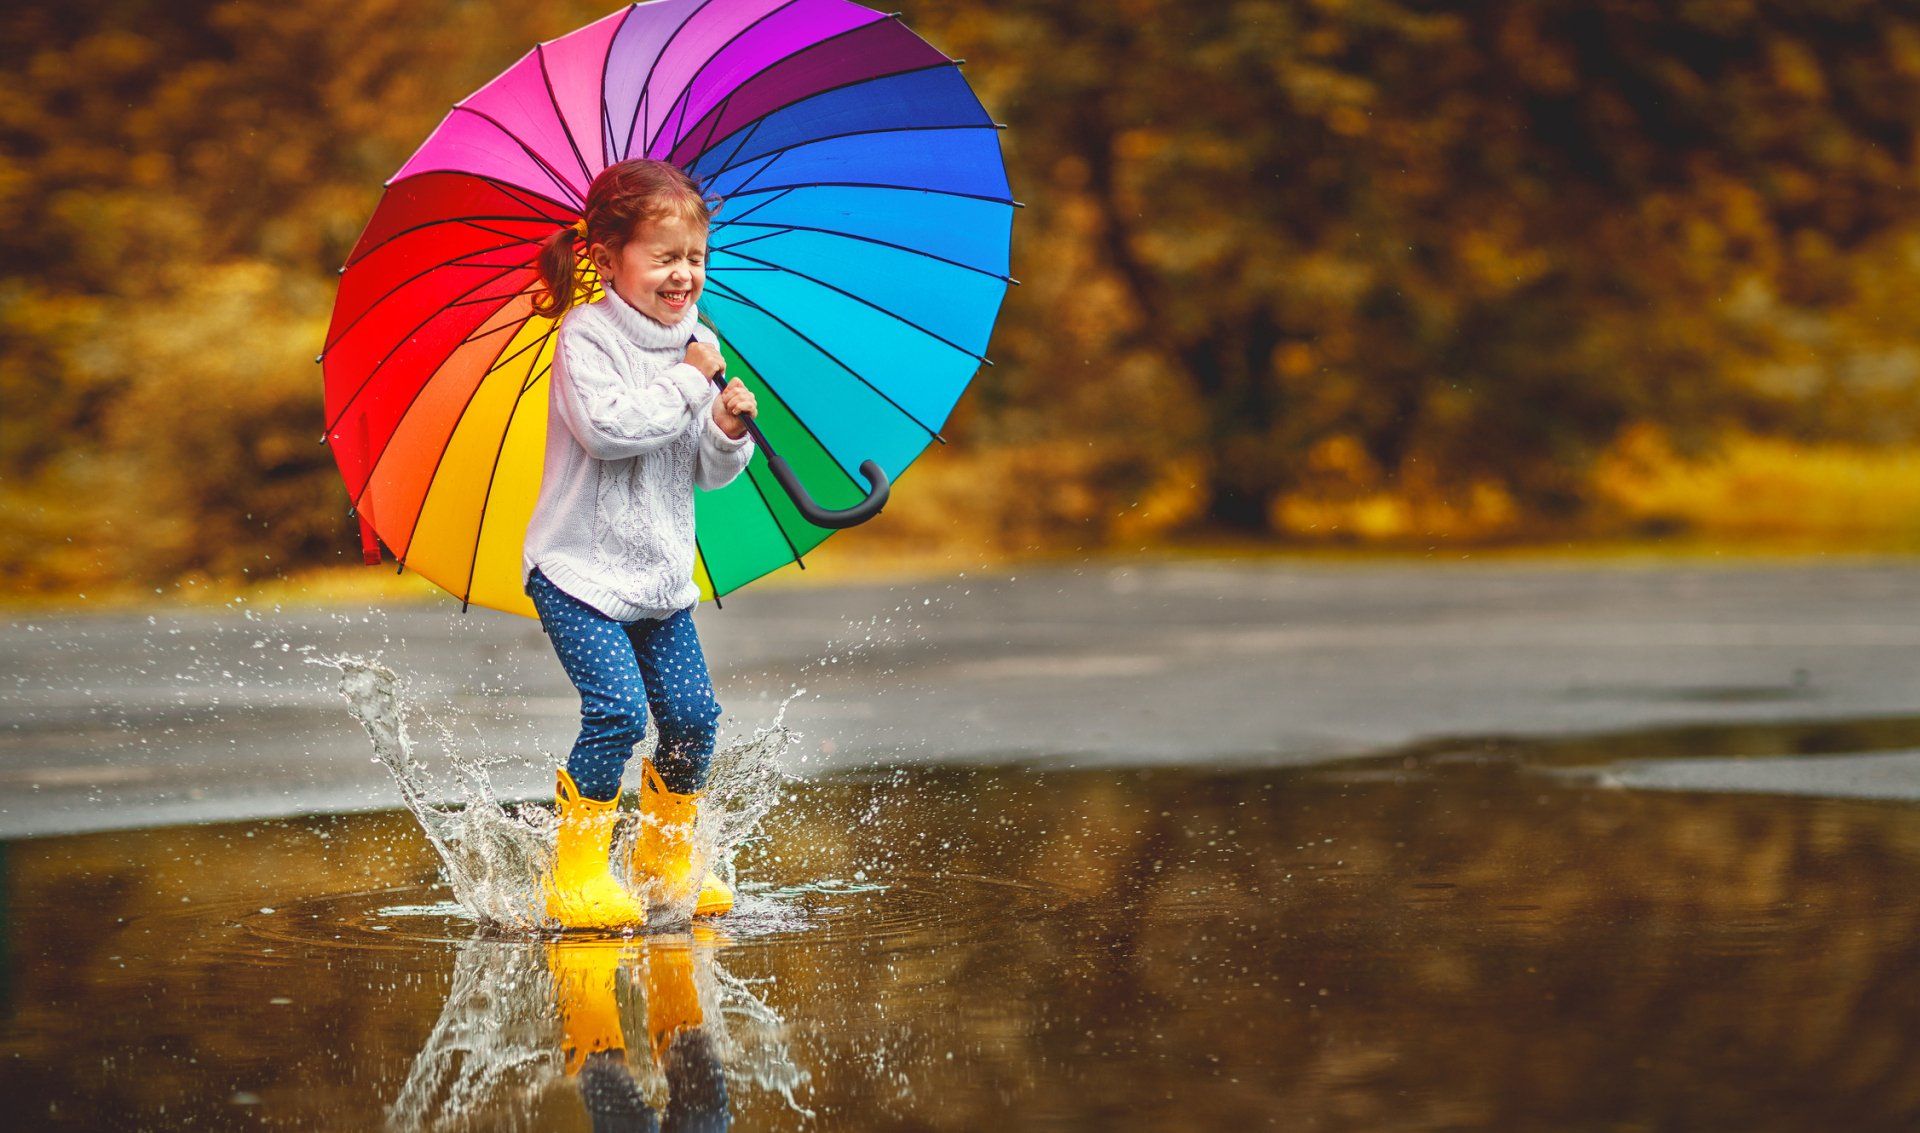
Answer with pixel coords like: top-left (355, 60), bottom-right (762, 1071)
top-left (644, 942), bottom-right (704, 1063)
top-left (546, 768), bottom-right (649, 930)
top-left (634, 760), bottom-right (734, 916)
top-left (548, 940), bottom-right (631, 1075)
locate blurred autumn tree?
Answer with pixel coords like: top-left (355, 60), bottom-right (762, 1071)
top-left (918, 0), bottom-right (1920, 538)
top-left (3, 0), bottom-right (1919, 595)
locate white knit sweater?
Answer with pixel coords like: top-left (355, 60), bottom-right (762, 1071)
top-left (521, 290), bottom-right (754, 620)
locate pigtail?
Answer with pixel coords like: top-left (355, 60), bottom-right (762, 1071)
top-left (533, 226), bottom-right (584, 320)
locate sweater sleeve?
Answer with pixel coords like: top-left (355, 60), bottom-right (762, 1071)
top-left (551, 321), bottom-right (713, 461)
top-left (695, 407), bottom-right (756, 490)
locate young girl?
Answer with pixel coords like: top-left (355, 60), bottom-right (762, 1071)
top-left (522, 159), bottom-right (758, 930)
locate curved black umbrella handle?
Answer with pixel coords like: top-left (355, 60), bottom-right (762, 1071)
top-left (764, 450), bottom-right (890, 530)
top-left (698, 347), bottom-right (890, 529)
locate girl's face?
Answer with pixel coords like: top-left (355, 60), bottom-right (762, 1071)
top-left (589, 212), bottom-right (707, 325)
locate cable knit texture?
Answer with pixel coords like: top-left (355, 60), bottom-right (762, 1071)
top-left (523, 290), bottom-right (754, 621)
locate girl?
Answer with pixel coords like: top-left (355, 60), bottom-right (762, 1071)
top-left (522, 159), bottom-right (758, 929)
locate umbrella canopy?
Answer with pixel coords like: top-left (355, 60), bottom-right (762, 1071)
top-left (322, 0), bottom-right (1014, 617)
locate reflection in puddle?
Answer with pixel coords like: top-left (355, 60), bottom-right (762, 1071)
top-left (391, 934), bottom-right (806, 1132)
top-left (3, 748), bottom-right (1920, 1129)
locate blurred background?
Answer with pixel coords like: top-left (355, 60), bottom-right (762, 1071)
top-left (5, 0), bottom-right (1920, 604)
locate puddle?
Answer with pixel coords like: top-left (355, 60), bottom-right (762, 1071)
top-left (3, 750), bottom-right (1920, 1130)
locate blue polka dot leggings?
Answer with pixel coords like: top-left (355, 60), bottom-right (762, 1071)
top-left (525, 567), bottom-right (721, 801)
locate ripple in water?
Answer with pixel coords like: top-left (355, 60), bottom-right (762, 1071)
top-left (310, 655), bottom-right (802, 934)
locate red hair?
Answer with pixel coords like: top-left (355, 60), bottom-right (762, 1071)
top-left (533, 159), bottom-right (714, 319)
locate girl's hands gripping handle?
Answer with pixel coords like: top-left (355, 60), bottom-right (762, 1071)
top-left (711, 379), bottom-right (757, 440)
top-left (685, 341), bottom-right (756, 440)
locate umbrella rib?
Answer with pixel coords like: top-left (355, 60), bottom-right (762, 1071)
top-left (715, 219), bottom-right (1013, 284)
top-left (715, 148), bottom-right (786, 202)
top-left (711, 227), bottom-right (787, 253)
top-left (738, 455), bottom-right (808, 567)
top-left (642, 0), bottom-right (804, 157)
top-left (449, 283), bottom-right (550, 310)
top-left (458, 309), bottom-right (550, 355)
top-left (706, 111), bottom-right (770, 181)
top-left (462, 218), bottom-right (565, 247)
top-left (347, 214), bottom-right (574, 271)
top-left (689, 84), bottom-right (736, 169)
top-left (715, 243), bottom-right (987, 364)
top-left (596, 5), bottom-right (638, 167)
top-left (691, 526), bottom-right (724, 607)
top-left (702, 123), bottom-right (1001, 194)
top-left (467, 172), bottom-right (582, 219)
top-left (669, 35), bottom-right (954, 167)
top-left (457, 335), bottom-right (556, 611)
top-left (722, 180), bottom-right (1015, 208)
top-left (327, 233), bottom-right (548, 353)
top-left (621, 0), bottom-right (721, 161)
top-left (537, 44), bottom-right (597, 190)
top-left (447, 106), bottom-right (587, 208)
top-left (702, 275), bottom-right (943, 445)
top-left (698, 278), bottom-right (891, 471)
top-left (714, 185), bottom-right (794, 226)
top-left (454, 319), bottom-right (525, 348)
top-left (386, 168), bottom-right (583, 223)
top-left (353, 303), bottom-right (554, 532)
top-left (325, 259), bottom-right (534, 438)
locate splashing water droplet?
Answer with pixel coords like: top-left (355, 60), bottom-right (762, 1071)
top-left (311, 655), bottom-right (799, 933)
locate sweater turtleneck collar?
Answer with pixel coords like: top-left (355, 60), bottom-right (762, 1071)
top-left (593, 286), bottom-right (701, 349)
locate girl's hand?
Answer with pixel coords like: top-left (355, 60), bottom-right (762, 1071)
top-left (712, 378), bottom-right (757, 439)
top-left (684, 341), bottom-right (725, 380)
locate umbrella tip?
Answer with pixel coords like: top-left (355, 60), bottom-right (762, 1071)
top-left (318, 434), bottom-right (329, 446)
top-left (314, 353), bottom-right (324, 363)
top-left (1009, 277), bottom-right (1022, 286)
top-left (1012, 200), bottom-right (1026, 208)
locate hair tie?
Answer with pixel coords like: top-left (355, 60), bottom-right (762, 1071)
top-left (569, 218), bottom-right (588, 239)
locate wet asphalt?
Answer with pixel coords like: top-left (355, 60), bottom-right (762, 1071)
top-left (4, 557), bottom-right (1920, 837)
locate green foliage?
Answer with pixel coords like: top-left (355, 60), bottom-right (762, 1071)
top-left (3, 0), bottom-right (1918, 593)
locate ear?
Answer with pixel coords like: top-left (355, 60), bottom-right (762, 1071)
top-left (587, 242), bottom-right (613, 278)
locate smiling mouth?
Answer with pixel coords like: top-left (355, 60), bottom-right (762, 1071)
top-left (659, 289), bottom-right (691, 307)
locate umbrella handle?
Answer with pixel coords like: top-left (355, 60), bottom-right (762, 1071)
top-left (703, 362), bottom-right (890, 529)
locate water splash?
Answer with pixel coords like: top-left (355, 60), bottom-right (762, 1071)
top-left (310, 655), bottom-right (797, 933)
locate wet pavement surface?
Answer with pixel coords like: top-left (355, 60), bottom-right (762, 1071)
top-left (7, 560), bottom-right (1920, 835)
top-left (6, 734), bottom-right (1920, 1131)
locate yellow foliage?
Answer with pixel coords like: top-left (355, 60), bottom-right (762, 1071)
top-left (1593, 427), bottom-right (1920, 548)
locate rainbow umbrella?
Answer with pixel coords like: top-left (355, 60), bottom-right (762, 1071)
top-left (321, 0), bottom-right (1014, 617)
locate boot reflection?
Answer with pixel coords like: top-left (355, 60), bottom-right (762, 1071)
top-left (550, 933), bottom-right (730, 1133)
top-left (392, 928), bottom-right (800, 1131)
